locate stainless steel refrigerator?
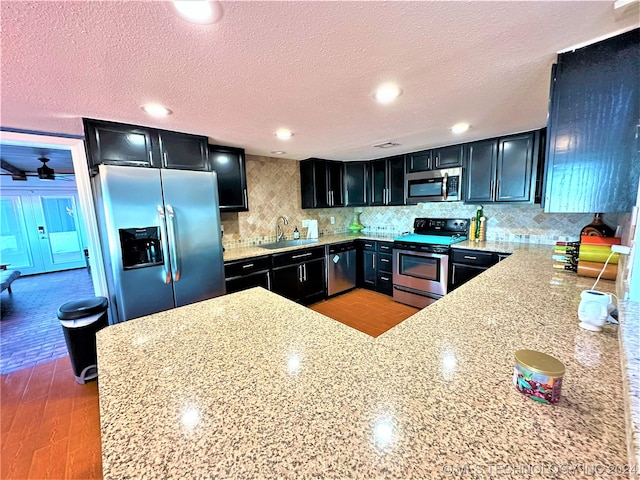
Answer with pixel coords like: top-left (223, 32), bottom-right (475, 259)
top-left (94, 164), bottom-right (225, 323)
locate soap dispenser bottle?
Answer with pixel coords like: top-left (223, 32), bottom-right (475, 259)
top-left (293, 226), bottom-right (300, 240)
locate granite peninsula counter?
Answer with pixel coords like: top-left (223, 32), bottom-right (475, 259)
top-left (97, 246), bottom-right (635, 479)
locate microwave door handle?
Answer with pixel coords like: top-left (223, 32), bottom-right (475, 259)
top-left (442, 173), bottom-right (448, 201)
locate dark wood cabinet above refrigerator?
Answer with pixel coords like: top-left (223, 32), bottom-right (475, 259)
top-left (83, 118), bottom-right (209, 172)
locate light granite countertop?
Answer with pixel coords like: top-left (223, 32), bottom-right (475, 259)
top-left (97, 244), bottom-right (638, 479)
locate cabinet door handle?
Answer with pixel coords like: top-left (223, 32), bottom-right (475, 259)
top-left (243, 188), bottom-right (248, 207)
top-left (381, 258), bottom-right (389, 263)
top-left (148, 150), bottom-right (153, 165)
top-left (292, 252), bottom-right (313, 259)
top-left (463, 255), bottom-right (477, 260)
top-left (496, 180), bottom-right (500, 199)
top-left (452, 265), bottom-right (456, 284)
top-left (435, 155), bottom-right (439, 166)
top-left (298, 265), bottom-right (303, 283)
top-left (490, 180), bottom-right (494, 199)
top-left (380, 276), bottom-right (389, 281)
top-left (242, 263), bottom-right (254, 269)
top-left (303, 263), bottom-right (307, 281)
top-left (380, 245), bottom-right (390, 250)
top-left (364, 243), bottom-right (373, 248)
top-left (163, 151), bottom-right (168, 167)
top-left (266, 271), bottom-right (271, 290)
top-left (373, 253), bottom-right (376, 269)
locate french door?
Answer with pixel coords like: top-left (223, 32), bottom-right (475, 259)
top-left (0, 191), bottom-right (87, 275)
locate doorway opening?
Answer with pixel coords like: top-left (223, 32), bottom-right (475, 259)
top-left (0, 133), bottom-right (103, 373)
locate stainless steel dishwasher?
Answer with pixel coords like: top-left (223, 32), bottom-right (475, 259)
top-left (326, 242), bottom-right (356, 296)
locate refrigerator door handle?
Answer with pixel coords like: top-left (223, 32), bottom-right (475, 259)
top-left (157, 205), bottom-right (172, 284)
top-left (165, 204), bottom-right (180, 282)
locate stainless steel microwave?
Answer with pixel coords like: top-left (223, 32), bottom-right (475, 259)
top-left (405, 167), bottom-right (462, 203)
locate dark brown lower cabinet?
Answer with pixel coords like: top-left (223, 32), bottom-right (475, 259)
top-left (449, 249), bottom-right (510, 290)
top-left (271, 246), bottom-right (326, 305)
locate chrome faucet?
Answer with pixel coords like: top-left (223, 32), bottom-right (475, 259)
top-left (276, 215), bottom-right (289, 242)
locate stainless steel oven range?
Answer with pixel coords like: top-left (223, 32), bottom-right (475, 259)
top-left (393, 218), bottom-right (469, 308)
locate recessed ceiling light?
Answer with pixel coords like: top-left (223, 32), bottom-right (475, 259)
top-left (275, 129), bottom-right (293, 140)
top-left (271, 151), bottom-right (286, 155)
top-left (173, 1), bottom-right (222, 25)
top-left (141, 104), bottom-right (173, 117)
top-left (451, 123), bottom-right (470, 134)
top-left (374, 83), bottom-right (403, 104)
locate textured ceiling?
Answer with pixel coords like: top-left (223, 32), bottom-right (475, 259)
top-left (1, 1), bottom-right (638, 163)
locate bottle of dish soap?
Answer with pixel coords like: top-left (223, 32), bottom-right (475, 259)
top-left (293, 226), bottom-right (300, 240)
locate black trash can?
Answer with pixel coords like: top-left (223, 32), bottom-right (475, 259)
top-left (57, 296), bottom-right (109, 384)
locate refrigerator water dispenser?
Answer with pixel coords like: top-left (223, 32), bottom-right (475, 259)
top-left (119, 227), bottom-right (163, 269)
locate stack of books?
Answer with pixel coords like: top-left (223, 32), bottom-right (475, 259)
top-left (553, 237), bottom-right (621, 280)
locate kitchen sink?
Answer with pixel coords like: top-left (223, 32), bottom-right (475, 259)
top-left (258, 239), bottom-right (319, 250)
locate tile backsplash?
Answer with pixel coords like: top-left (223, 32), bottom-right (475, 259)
top-left (221, 155), bottom-right (626, 248)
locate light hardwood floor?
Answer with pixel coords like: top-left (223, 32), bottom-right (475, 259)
top-left (309, 288), bottom-right (419, 337)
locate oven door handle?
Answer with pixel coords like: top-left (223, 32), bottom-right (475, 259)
top-left (394, 248), bottom-right (448, 259)
top-left (442, 173), bottom-right (448, 201)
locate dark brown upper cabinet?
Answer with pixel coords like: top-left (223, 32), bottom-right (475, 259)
top-left (406, 145), bottom-right (463, 173)
top-left (465, 131), bottom-right (539, 204)
top-left (434, 145), bottom-right (464, 169)
top-left (344, 161), bottom-right (369, 207)
top-left (465, 139), bottom-right (498, 203)
top-left (209, 144), bottom-right (248, 212)
top-left (83, 119), bottom-right (209, 172)
top-left (406, 150), bottom-right (432, 173)
top-left (300, 159), bottom-right (344, 209)
top-left (83, 119), bottom-right (154, 168)
top-left (544, 28), bottom-right (639, 213)
top-left (158, 131), bottom-right (209, 171)
top-left (370, 155), bottom-right (405, 206)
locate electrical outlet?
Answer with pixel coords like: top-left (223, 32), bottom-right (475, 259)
top-left (330, 216), bottom-right (335, 225)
